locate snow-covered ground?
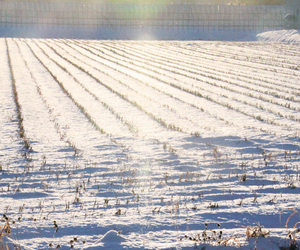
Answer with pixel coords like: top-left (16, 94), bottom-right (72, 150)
top-left (257, 29), bottom-right (300, 44)
top-left (0, 32), bottom-right (300, 250)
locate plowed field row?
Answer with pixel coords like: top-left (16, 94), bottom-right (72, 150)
top-left (0, 38), bottom-right (300, 250)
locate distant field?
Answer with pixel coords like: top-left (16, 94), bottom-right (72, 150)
top-left (18, 0), bottom-right (285, 4)
top-left (0, 38), bottom-right (299, 250)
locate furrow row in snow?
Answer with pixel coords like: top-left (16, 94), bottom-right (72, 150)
top-left (67, 40), bottom-right (298, 137)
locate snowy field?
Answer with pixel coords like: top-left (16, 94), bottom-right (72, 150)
top-left (1, 36), bottom-right (300, 250)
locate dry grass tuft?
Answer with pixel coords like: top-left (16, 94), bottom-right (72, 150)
top-left (281, 208), bottom-right (300, 242)
top-left (281, 208), bottom-right (300, 230)
top-left (245, 223), bottom-right (271, 239)
top-left (0, 216), bottom-right (11, 250)
top-left (219, 236), bottom-right (241, 247)
top-left (0, 215), bottom-right (22, 250)
top-left (0, 223), bottom-right (9, 250)
top-left (1, 215), bottom-right (11, 236)
top-left (279, 208), bottom-right (300, 250)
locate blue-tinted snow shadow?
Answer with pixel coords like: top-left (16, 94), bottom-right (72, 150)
top-left (185, 135), bottom-right (255, 148)
top-left (0, 26), bottom-right (259, 41)
top-left (183, 135), bottom-right (262, 158)
top-left (0, 191), bottom-right (49, 199)
top-left (184, 134), bottom-right (300, 156)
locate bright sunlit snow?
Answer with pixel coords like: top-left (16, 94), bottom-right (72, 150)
top-left (0, 30), bottom-right (300, 250)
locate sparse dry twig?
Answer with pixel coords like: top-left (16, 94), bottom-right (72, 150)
top-left (219, 236), bottom-right (241, 247)
top-left (281, 208), bottom-right (300, 241)
top-left (245, 223), bottom-right (270, 239)
top-left (0, 217), bottom-right (11, 237)
top-left (0, 216), bottom-right (11, 250)
top-left (281, 208), bottom-right (300, 229)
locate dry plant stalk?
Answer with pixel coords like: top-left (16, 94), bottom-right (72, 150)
top-left (220, 236), bottom-right (241, 247)
top-left (280, 208), bottom-right (300, 239)
top-left (281, 208), bottom-right (299, 229)
top-left (0, 220), bottom-right (11, 238)
top-left (0, 219), bottom-right (11, 250)
top-left (245, 223), bottom-right (270, 239)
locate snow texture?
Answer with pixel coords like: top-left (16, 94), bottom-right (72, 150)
top-left (0, 30), bottom-right (300, 250)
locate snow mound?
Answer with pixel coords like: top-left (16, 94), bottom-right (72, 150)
top-left (257, 29), bottom-right (300, 44)
top-left (95, 230), bottom-right (126, 245)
